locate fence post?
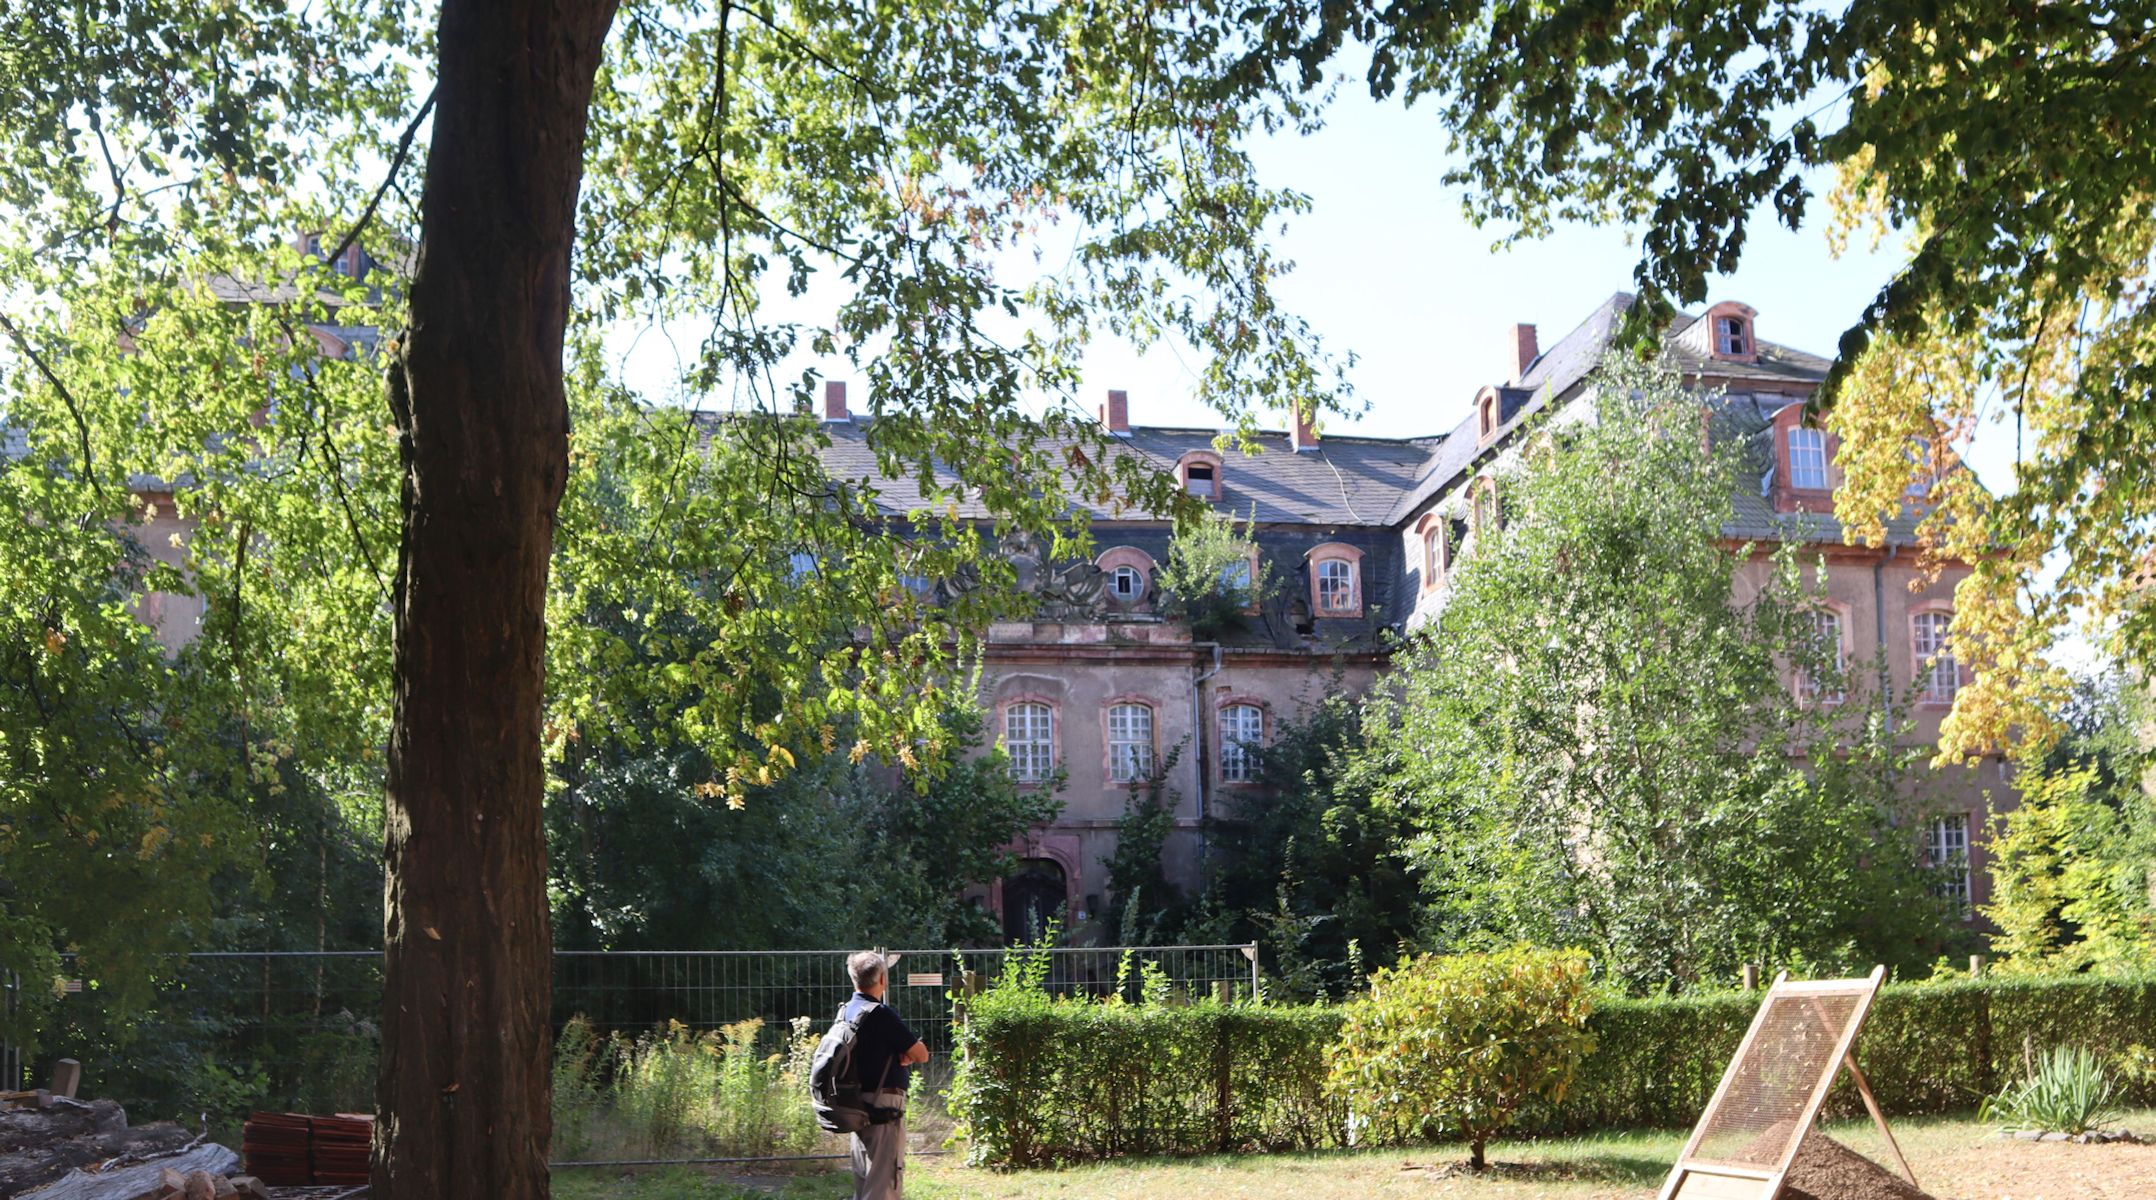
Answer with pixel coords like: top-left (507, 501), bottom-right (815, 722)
top-left (1969, 954), bottom-right (1987, 979)
top-left (1241, 943), bottom-right (1261, 1004)
top-left (1741, 963), bottom-right (1759, 991)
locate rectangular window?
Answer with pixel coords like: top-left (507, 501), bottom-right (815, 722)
top-left (1219, 704), bottom-right (1264, 782)
top-left (1787, 427), bottom-right (1829, 491)
top-left (1185, 464), bottom-right (1214, 497)
top-left (1913, 611), bottom-right (1957, 701)
top-left (1107, 703), bottom-right (1154, 782)
top-left (1929, 814), bottom-right (1971, 913)
top-left (1316, 559), bottom-right (1356, 613)
top-left (1003, 703), bottom-right (1054, 783)
top-left (1805, 609), bottom-right (1846, 704)
top-left (1218, 557), bottom-right (1252, 600)
top-left (1716, 316), bottom-right (1749, 356)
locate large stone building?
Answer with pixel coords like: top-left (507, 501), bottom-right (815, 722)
top-left (806, 293), bottom-right (2009, 941)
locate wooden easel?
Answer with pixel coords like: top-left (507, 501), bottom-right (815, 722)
top-left (1657, 966), bottom-right (1916, 1200)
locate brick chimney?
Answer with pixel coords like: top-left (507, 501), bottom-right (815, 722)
top-left (822, 380), bottom-right (850, 424)
top-left (1291, 406), bottom-right (1319, 453)
top-left (1512, 323), bottom-right (1539, 381)
top-left (1099, 389), bottom-right (1130, 436)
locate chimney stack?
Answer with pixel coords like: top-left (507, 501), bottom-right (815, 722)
top-left (1512, 323), bottom-right (1539, 381)
top-left (822, 380), bottom-right (850, 424)
top-left (1292, 405), bottom-right (1319, 453)
top-left (1099, 389), bottom-right (1131, 436)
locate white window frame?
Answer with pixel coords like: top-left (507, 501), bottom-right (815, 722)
top-left (1184, 463), bottom-right (1215, 497)
top-left (1219, 704), bottom-right (1264, 783)
top-left (1218, 557), bottom-right (1252, 597)
top-left (1928, 814), bottom-right (1972, 914)
top-left (1003, 702), bottom-right (1055, 783)
top-left (1315, 558), bottom-right (1357, 613)
top-left (1913, 610), bottom-right (1958, 701)
top-left (1787, 427), bottom-right (1829, 491)
top-left (1109, 564), bottom-right (1144, 603)
top-left (1107, 703), bottom-right (1154, 782)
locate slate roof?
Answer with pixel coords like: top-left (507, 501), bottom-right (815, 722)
top-left (807, 419), bottom-right (1437, 527)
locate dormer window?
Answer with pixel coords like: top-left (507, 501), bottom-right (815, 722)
top-left (1469, 476), bottom-right (1501, 535)
top-left (1477, 389), bottom-right (1500, 442)
top-left (1715, 315), bottom-right (1749, 357)
top-left (1787, 427), bottom-right (1829, 491)
top-left (1096, 546), bottom-right (1156, 608)
top-left (1110, 565), bottom-right (1143, 602)
top-left (1700, 301), bottom-right (1759, 363)
top-left (1175, 449), bottom-right (1225, 501)
top-left (1305, 543), bottom-right (1365, 618)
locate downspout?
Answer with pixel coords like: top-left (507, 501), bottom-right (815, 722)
top-left (1872, 544), bottom-right (1898, 719)
top-left (1192, 643), bottom-right (1224, 870)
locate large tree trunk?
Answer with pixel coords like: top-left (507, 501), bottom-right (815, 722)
top-left (376, 2), bottom-right (617, 1196)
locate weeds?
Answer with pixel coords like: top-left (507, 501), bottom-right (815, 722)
top-left (552, 1014), bottom-right (826, 1161)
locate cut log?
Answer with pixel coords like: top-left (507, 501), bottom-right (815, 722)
top-left (224, 1179), bottom-right (268, 1200)
top-left (16, 1143), bottom-right (237, 1200)
top-left (179, 1171), bottom-right (212, 1200)
top-left (44, 1067), bottom-right (78, 1103)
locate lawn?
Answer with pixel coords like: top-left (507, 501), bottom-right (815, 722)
top-left (552, 1108), bottom-right (2156, 1200)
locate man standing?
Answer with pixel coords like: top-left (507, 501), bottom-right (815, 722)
top-left (842, 950), bottom-right (929, 1199)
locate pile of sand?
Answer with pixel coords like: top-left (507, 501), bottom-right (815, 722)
top-left (1780, 1133), bottom-right (1935, 1200)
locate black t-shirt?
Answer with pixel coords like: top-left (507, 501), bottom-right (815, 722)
top-left (841, 993), bottom-right (919, 1093)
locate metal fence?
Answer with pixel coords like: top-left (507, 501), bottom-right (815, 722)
top-left (11, 945), bottom-right (1259, 1116)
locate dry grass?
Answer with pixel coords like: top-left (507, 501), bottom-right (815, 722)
top-left (553, 1108), bottom-right (2156, 1200)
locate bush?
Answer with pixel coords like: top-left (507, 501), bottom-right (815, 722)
top-left (947, 961), bottom-right (1344, 1167)
top-left (1980, 1046), bottom-right (2124, 1134)
top-left (1327, 947), bottom-right (1595, 1167)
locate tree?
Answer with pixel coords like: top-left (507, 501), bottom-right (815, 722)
top-left (1357, 355), bottom-right (1949, 993)
top-left (5, 3), bottom-right (1343, 1191)
top-left (1327, 946), bottom-right (1596, 1169)
top-left (1156, 506), bottom-right (1272, 638)
top-left (1203, 692), bottom-right (1423, 1000)
top-left (1984, 672), bottom-right (2156, 973)
top-left (1230, 0), bottom-right (2153, 760)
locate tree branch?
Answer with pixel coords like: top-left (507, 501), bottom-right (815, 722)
top-left (0, 311), bottom-right (104, 501)
top-left (326, 85), bottom-right (440, 271)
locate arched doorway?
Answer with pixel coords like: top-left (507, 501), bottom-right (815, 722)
top-left (1001, 858), bottom-right (1067, 944)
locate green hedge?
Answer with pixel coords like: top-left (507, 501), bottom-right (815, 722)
top-left (948, 998), bottom-right (1345, 1166)
top-left (1541, 974), bottom-right (2156, 1134)
top-left (950, 974), bottom-right (2156, 1165)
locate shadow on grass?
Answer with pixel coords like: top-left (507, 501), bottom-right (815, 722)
top-left (1395, 1152), bottom-right (1672, 1185)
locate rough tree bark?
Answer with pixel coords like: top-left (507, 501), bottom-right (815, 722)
top-left (375, 1), bottom-right (619, 1196)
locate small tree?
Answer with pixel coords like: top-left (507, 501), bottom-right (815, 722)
top-left (1327, 946), bottom-right (1595, 1169)
top-left (1157, 507), bottom-right (1271, 637)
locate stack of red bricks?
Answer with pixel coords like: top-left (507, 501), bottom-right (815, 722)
top-left (240, 1112), bottom-right (374, 1187)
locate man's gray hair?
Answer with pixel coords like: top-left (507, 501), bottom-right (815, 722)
top-left (848, 950), bottom-right (888, 991)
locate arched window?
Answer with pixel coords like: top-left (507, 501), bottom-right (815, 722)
top-left (1913, 610), bottom-right (1958, 701)
top-left (1003, 702), bottom-right (1055, 782)
top-left (1715, 314), bottom-right (1750, 357)
top-left (1096, 547), bottom-right (1155, 608)
top-left (1477, 389), bottom-right (1499, 442)
top-left (1109, 564), bottom-right (1144, 603)
top-left (1787, 427), bottom-right (1829, 491)
top-left (1305, 543), bottom-right (1364, 616)
top-left (1469, 477), bottom-right (1500, 535)
top-left (1416, 513), bottom-right (1449, 592)
top-left (1219, 703), bottom-right (1264, 782)
top-left (1106, 702), bottom-right (1155, 782)
top-left (1175, 449), bottom-right (1225, 500)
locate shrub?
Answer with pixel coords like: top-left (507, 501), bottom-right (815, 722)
top-left (947, 962), bottom-right (1344, 1167)
top-left (1980, 1046), bottom-right (2124, 1135)
top-left (1326, 947), bottom-right (1595, 1168)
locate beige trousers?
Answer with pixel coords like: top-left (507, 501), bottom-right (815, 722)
top-left (849, 1089), bottom-right (907, 1200)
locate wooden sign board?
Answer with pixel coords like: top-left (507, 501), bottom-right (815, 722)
top-left (906, 972), bottom-right (944, 988)
top-left (1658, 967), bottom-right (1912, 1200)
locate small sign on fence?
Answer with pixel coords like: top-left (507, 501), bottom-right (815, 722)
top-left (906, 973), bottom-right (944, 988)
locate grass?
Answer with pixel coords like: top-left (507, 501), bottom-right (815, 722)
top-left (553, 1107), bottom-right (2156, 1200)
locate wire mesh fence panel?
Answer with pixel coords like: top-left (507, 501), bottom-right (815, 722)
top-left (17, 944), bottom-right (1258, 1123)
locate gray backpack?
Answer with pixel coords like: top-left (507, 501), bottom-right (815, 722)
top-left (810, 1001), bottom-right (898, 1134)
